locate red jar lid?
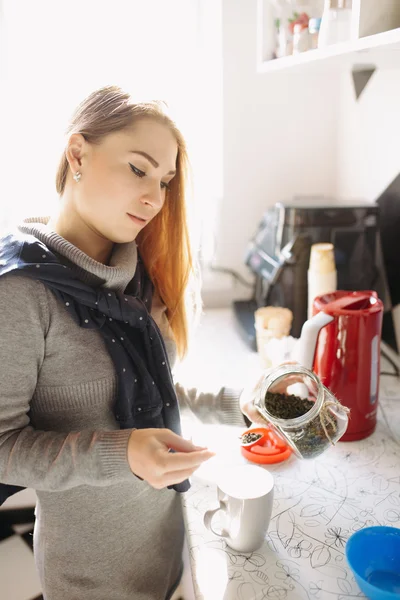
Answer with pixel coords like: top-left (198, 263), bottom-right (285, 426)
top-left (240, 427), bottom-right (292, 464)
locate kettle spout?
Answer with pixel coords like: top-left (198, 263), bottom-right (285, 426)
top-left (294, 312), bottom-right (335, 370)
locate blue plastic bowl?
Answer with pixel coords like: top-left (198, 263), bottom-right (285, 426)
top-left (345, 526), bottom-right (400, 599)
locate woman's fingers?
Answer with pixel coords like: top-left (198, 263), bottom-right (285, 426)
top-left (127, 428), bottom-right (213, 488)
top-left (157, 429), bottom-right (208, 452)
top-left (162, 448), bottom-right (215, 472)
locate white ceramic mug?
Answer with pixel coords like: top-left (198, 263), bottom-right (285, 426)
top-left (203, 464), bottom-right (274, 552)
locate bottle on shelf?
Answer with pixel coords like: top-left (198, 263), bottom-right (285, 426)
top-left (293, 21), bottom-right (311, 53)
top-left (309, 17), bottom-right (322, 49)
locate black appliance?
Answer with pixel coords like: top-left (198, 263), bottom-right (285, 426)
top-left (376, 172), bottom-right (400, 352)
top-left (233, 197), bottom-right (389, 350)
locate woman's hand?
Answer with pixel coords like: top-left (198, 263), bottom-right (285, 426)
top-left (240, 374), bottom-right (269, 426)
top-left (127, 428), bottom-right (215, 489)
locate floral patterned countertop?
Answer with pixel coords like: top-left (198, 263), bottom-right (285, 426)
top-left (182, 375), bottom-right (400, 600)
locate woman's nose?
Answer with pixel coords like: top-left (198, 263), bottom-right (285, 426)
top-left (140, 181), bottom-right (163, 210)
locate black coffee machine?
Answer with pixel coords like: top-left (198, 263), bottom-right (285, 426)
top-left (233, 197), bottom-right (390, 350)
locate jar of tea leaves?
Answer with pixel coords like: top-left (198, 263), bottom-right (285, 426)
top-left (254, 364), bottom-right (349, 459)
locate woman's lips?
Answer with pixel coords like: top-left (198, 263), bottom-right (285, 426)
top-left (127, 213), bottom-right (148, 226)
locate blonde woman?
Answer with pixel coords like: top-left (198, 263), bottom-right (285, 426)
top-left (0, 86), bottom-right (251, 600)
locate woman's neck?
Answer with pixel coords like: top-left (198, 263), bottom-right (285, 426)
top-left (48, 202), bottom-right (113, 265)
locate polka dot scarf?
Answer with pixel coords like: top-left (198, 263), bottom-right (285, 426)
top-left (0, 231), bottom-right (190, 496)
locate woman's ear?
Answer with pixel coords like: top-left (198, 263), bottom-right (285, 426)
top-left (65, 133), bottom-right (87, 174)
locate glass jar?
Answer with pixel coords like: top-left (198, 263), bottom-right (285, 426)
top-left (254, 365), bottom-right (349, 459)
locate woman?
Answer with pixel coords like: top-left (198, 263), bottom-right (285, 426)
top-left (0, 86), bottom-right (257, 600)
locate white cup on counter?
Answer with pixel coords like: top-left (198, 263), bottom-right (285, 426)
top-left (203, 464), bottom-right (274, 553)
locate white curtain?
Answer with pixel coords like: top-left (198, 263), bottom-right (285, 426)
top-left (0, 0), bottom-right (222, 261)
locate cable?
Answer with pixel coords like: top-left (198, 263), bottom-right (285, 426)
top-left (209, 264), bottom-right (255, 289)
top-left (380, 346), bottom-right (400, 376)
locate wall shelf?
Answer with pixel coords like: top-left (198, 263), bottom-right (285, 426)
top-left (257, 27), bottom-right (400, 74)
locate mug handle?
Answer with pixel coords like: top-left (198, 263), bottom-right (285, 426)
top-left (203, 501), bottom-right (229, 539)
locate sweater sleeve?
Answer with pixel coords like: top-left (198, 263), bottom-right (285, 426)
top-left (174, 382), bottom-right (246, 427)
top-left (0, 274), bottom-right (134, 492)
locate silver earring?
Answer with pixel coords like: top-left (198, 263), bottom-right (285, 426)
top-left (73, 171), bottom-right (82, 183)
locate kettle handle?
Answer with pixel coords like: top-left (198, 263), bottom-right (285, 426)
top-left (294, 312), bottom-right (335, 370)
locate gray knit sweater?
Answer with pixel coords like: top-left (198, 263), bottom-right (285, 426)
top-left (0, 216), bottom-right (244, 600)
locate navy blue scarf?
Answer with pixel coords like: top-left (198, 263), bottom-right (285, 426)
top-left (0, 230), bottom-right (190, 505)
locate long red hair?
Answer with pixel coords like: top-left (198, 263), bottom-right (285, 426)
top-left (55, 85), bottom-right (201, 359)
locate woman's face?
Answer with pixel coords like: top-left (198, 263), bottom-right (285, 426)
top-left (66, 118), bottom-right (178, 244)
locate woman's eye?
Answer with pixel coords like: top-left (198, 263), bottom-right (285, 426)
top-left (130, 163), bottom-right (170, 191)
top-left (129, 163), bottom-right (145, 178)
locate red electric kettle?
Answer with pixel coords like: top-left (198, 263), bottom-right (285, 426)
top-left (295, 291), bottom-right (384, 441)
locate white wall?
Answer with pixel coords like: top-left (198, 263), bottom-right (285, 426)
top-left (335, 66), bottom-right (400, 349)
top-left (205, 0), bottom-right (339, 306)
top-left (337, 68), bottom-right (400, 200)
top-left (0, 0), bottom-right (220, 244)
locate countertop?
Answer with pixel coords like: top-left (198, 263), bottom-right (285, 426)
top-left (177, 308), bottom-right (400, 600)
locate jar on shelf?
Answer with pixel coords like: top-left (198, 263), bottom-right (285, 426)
top-left (293, 22), bottom-right (310, 53)
top-left (318, 0), bottom-right (353, 48)
top-left (254, 364), bottom-right (349, 459)
top-left (309, 17), bottom-right (322, 49)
